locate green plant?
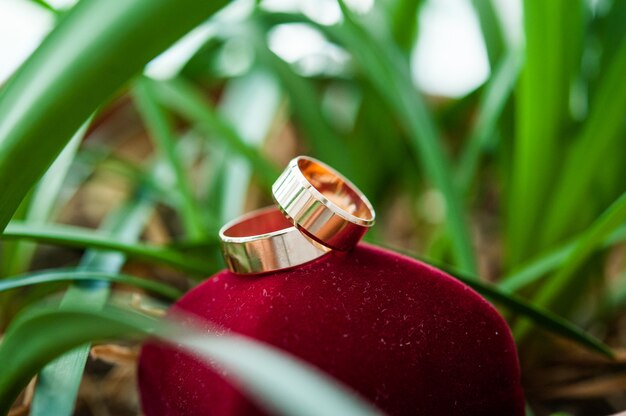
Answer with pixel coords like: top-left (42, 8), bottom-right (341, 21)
top-left (0, 0), bottom-right (624, 414)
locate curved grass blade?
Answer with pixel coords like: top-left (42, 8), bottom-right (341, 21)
top-left (373, 242), bottom-right (613, 358)
top-left (2, 222), bottom-right (214, 275)
top-left (334, 4), bottom-right (477, 273)
top-left (147, 77), bottom-right (280, 187)
top-left (29, 196), bottom-right (154, 416)
top-left (507, 0), bottom-right (584, 265)
top-left (471, 0), bottom-right (507, 67)
top-left (0, 0), bottom-right (230, 233)
top-left (500, 224), bottom-right (626, 292)
top-left (2, 120), bottom-right (89, 276)
top-left (0, 306), bottom-right (383, 416)
top-left (0, 268), bottom-right (181, 300)
top-left (514, 192), bottom-right (626, 343)
top-left (457, 50), bottom-right (521, 193)
top-left (133, 77), bottom-right (206, 239)
top-left (540, 40), bottom-right (626, 247)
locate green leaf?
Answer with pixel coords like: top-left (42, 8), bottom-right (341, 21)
top-left (213, 70), bottom-right (283, 222)
top-left (133, 77), bottom-right (206, 239)
top-left (457, 49), bottom-right (521, 192)
top-left (1, 222), bottom-right (214, 275)
top-left (373, 242), bottom-right (613, 358)
top-left (0, 306), bottom-right (382, 416)
top-left (514, 192), bottom-right (626, 342)
top-left (500, 224), bottom-right (626, 292)
top-left (0, 268), bottom-right (181, 300)
top-left (507, 0), bottom-right (584, 265)
top-left (540, 39), bottom-right (626, 247)
top-left (2, 120), bottom-right (89, 276)
top-left (0, 0), bottom-right (230, 233)
top-left (471, 0), bottom-right (507, 67)
top-left (30, 196), bottom-right (154, 416)
top-left (455, 271), bottom-right (613, 359)
top-left (329, 5), bottom-right (477, 273)
top-left (147, 77), bottom-right (280, 187)
top-left (386, 0), bottom-right (424, 55)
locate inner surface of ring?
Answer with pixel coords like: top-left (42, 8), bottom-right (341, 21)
top-left (298, 158), bottom-right (373, 220)
top-left (224, 208), bottom-right (294, 237)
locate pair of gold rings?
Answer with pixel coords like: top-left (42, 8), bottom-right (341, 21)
top-left (219, 156), bottom-right (376, 274)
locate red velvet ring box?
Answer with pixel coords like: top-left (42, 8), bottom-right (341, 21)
top-left (138, 244), bottom-right (525, 415)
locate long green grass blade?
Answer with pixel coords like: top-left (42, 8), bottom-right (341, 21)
top-left (30, 196), bottom-right (154, 416)
top-left (2, 121), bottom-right (89, 276)
top-left (373, 242), bottom-right (613, 358)
top-left (0, 268), bottom-right (181, 299)
top-left (2, 222), bottom-right (214, 275)
top-left (0, 306), bottom-right (382, 416)
top-left (147, 77), bottom-right (280, 187)
top-left (0, 0), bottom-right (230, 233)
top-left (457, 49), bottom-right (521, 192)
top-left (514, 192), bottom-right (626, 342)
top-left (507, 0), bottom-right (584, 265)
top-left (471, 0), bottom-right (506, 67)
top-left (454, 270), bottom-right (613, 359)
top-left (133, 77), bottom-right (206, 239)
top-left (500, 224), bottom-right (626, 292)
top-left (387, 0), bottom-right (423, 55)
top-left (540, 40), bottom-right (626, 247)
top-left (332, 4), bottom-right (476, 272)
top-left (249, 31), bottom-right (354, 178)
top-left (215, 70), bottom-right (283, 222)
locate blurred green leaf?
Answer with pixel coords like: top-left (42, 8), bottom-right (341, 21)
top-left (540, 39), bottom-right (626, 247)
top-left (387, 0), bottom-right (423, 55)
top-left (507, 0), bottom-right (584, 265)
top-left (0, 268), bottom-right (181, 300)
top-left (2, 121), bottom-right (89, 276)
top-left (458, 49), bottom-right (521, 192)
top-left (0, 0), bottom-right (230, 233)
top-left (30, 196), bottom-right (153, 416)
top-left (133, 77), bottom-right (206, 239)
top-left (147, 77), bottom-right (280, 187)
top-left (0, 306), bottom-right (383, 416)
top-left (332, 3), bottom-right (476, 272)
top-left (500, 224), bottom-right (626, 292)
top-left (471, 0), bottom-right (507, 67)
top-left (2, 222), bottom-right (213, 275)
top-left (378, 244), bottom-right (614, 358)
top-left (515, 192), bottom-right (626, 342)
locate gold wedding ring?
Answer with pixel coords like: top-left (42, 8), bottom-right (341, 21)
top-left (219, 206), bottom-right (331, 274)
top-left (272, 156), bottom-right (375, 251)
top-left (219, 156), bottom-right (375, 274)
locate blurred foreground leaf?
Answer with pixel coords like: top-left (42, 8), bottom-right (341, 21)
top-left (0, 0), bottom-right (230, 232)
top-left (0, 306), bottom-right (382, 416)
top-left (1, 222), bottom-right (213, 275)
top-left (0, 268), bottom-right (181, 300)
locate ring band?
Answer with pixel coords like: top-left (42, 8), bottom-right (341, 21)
top-left (272, 156), bottom-right (375, 251)
top-left (219, 206), bottom-right (331, 274)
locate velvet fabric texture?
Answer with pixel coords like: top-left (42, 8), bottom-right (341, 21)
top-left (138, 244), bottom-right (524, 415)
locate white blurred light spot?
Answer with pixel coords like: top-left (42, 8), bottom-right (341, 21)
top-left (268, 23), bottom-right (329, 64)
top-left (264, 0), bottom-right (373, 25)
top-left (413, 0), bottom-right (490, 97)
top-left (47, 0), bottom-right (78, 9)
top-left (0, 0), bottom-right (54, 84)
top-left (268, 24), bottom-right (349, 76)
top-left (302, 0), bottom-right (342, 25)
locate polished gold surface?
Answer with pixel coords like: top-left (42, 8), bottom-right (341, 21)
top-left (272, 156), bottom-right (375, 251)
top-left (219, 206), bottom-right (331, 275)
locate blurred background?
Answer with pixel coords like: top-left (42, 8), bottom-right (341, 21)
top-left (1, 0), bottom-right (625, 415)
